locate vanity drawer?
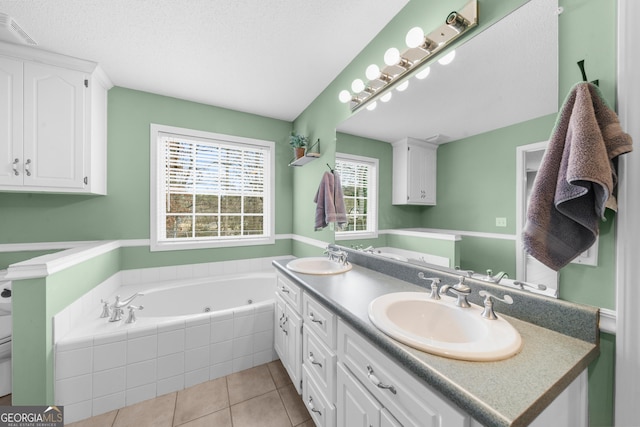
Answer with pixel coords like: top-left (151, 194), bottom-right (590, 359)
top-left (276, 273), bottom-right (302, 313)
top-left (337, 319), bottom-right (468, 427)
top-left (303, 365), bottom-right (336, 427)
top-left (303, 325), bottom-right (337, 403)
top-left (303, 293), bottom-right (336, 348)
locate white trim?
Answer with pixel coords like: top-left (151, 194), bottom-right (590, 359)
top-left (616, 0), bottom-right (640, 423)
top-left (0, 240), bottom-right (104, 252)
top-left (398, 227), bottom-right (514, 241)
top-left (599, 309), bottom-right (616, 335)
top-left (380, 228), bottom-right (461, 241)
top-left (289, 234), bottom-right (331, 249)
top-left (4, 241), bottom-right (120, 280)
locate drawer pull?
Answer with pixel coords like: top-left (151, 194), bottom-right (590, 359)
top-left (308, 352), bottom-right (323, 368)
top-left (280, 286), bottom-right (290, 294)
top-left (367, 365), bottom-right (397, 394)
top-left (308, 312), bottom-right (323, 325)
top-left (12, 159), bottom-right (19, 176)
top-left (307, 396), bottom-right (322, 415)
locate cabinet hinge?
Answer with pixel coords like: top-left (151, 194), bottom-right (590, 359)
top-left (84, 79), bottom-right (88, 88)
top-left (84, 176), bottom-right (88, 185)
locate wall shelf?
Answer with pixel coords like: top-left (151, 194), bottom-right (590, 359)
top-left (288, 138), bottom-right (320, 167)
top-left (289, 152), bottom-right (320, 167)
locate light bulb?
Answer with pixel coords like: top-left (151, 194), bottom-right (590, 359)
top-left (365, 64), bottom-right (381, 81)
top-left (438, 50), bottom-right (456, 65)
top-left (380, 92), bottom-right (392, 103)
top-left (405, 27), bottom-right (425, 49)
top-left (384, 47), bottom-right (400, 66)
top-left (396, 81), bottom-right (409, 92)
top-left (338, 90), bottom-right (352, 103)
top-left (366, 101), bottom-right (377, 111)
top-left (415, 66), bottom-right (431, 80)
top-left (351, 78), bottom-right (365, 93)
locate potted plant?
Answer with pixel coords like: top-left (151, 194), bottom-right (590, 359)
top-left (290, 132), bottom-right (309, 159)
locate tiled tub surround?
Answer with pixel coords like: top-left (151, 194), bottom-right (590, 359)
top-left (273, 248), bottom-right (600, 427)
top-left (53, 263), bottom-right (282, 424)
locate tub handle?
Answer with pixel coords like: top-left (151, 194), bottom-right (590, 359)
top-left (308, 312), bottom-right (323, 325)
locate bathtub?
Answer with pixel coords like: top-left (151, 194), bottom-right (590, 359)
top-left (54, 271), bottom-right (277, 423)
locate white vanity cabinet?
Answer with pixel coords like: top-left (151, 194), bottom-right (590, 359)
top-left (392, 137), bottom-right (437, 205)
top-left (302, 293), bottom-right (338, 427)
top-left (274, 273), bottom-right (303, 393)
top-left (0, 42), bottom-right (111, 194)
top-left (338, 319), bottom-right (468, 427)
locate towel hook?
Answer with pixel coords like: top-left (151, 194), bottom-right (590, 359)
top-left (577, 60), bottom-right (599, 87)
top-left (327, 163), bottom-right (334, 173)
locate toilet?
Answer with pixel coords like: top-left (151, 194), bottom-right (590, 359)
top-left (0, 282), bottom-right (12, 397)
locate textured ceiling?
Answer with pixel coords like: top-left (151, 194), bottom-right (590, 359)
top-left (0, 0), bottom-right (407, 121)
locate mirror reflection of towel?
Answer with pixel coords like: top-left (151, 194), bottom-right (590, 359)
top-left (314, 171), bottom-right (347, 231)
top-left (523, 82), bottom-right (633, 271)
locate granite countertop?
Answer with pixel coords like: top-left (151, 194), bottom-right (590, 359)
top-left (272, 257), bottom-right (599, 427)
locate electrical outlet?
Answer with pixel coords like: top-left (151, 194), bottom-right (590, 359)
top-left (496, 217), bottom-right (507, 227)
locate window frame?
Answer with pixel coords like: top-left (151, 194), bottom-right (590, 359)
top-left (150, 123), bottom-right (275, 251)
top-left (335, 152), bottom-right (379, 240)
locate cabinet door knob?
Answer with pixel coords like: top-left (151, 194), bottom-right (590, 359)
top-left (308, 351), bottom-right (323, 368)
top-left (25, 159), bottom-right (32, 176)
top-left (12, 159), bottom-right (19, 176)
top-left (308, 312), bottom-right (323, 325)
top-left (367, 365), bottom-right (397, 394)
top-left (307, 396), bottom-right (322, 415)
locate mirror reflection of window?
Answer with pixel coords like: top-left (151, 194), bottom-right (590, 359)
top-left (335, 153), bottom-right (379, 240)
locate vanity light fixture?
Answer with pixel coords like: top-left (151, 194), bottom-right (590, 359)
top-left (339, 0), bottom-right (477, 112)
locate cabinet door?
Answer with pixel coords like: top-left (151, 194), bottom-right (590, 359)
top-left (274, 293), bottom-right (287, 362)
top-left (337, 362), bottom-right (380, 427)
top-left (0, 56), bottom-right (23, 186)
top-left (285, 305), bottom-right (303, 393)
top-left (407, 143), bottom-right (436, 204)
top-left (23, 62), bottom-right (86, 189)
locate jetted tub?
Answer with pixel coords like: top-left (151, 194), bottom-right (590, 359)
top-left (54, 271), bottom-right (278, 423)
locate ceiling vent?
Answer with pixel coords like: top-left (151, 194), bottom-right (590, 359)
top-left (0, 13), bottom-right (37, 46)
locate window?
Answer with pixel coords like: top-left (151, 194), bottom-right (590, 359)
top-left (335, 153), bottom-right (378, 239)
top-left (150, 124), bottom-right (275, 251)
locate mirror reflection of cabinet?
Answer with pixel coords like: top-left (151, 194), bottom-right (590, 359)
top-left (392, 138), bottom-right (437, 205)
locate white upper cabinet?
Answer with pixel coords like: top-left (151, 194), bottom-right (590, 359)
top-left (391, 137), bottom-right (437, 205)
top-left (0, 41), bottom-right (112, 194)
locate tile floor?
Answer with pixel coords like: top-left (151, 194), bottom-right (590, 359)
top-left (1, 360), bottom-right (313, 427)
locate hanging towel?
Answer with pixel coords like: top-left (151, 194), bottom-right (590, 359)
top-left (314, 171), bottom-right (347, 230)
top-left (523, 82), bottom-right (633, 271)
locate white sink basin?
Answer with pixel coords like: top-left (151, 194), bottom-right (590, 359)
top-left (368, 292), bottom-right (522, 361)
top-left (286, 257), bottom-right (352, 275)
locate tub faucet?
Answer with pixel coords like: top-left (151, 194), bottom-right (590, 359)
top-left (484, 269), bottom-right (509, 283)
top-left (108, 293), bottom-right (144, 322)
top-left (439, 276), bottom-right (472, 308)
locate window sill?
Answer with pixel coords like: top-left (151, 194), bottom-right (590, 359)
top-left (335, 231), bottom-right (378, 241)
top-left (150, 236), bottom-right (275, 252)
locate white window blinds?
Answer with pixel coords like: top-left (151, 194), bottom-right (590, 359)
top-left (335, 154), bottom-right (377, 235)
top-left (151, 126), bottom-right (274, 250)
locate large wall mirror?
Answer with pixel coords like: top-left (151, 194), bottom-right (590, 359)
top-left (335, 0), bottom-right (559, 294)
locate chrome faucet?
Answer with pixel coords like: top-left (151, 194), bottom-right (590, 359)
top-left (439, 276), bottom-right (471, 308)
top-left (108, 293), bottom-right (144, 322)
top-left (478, 290), bottom-right (514, 320)
top-left (417, 272), bottom-right (441, 300)
top-left (324, 246), bottom-right (348, 265)
top-left (484, 269), bottom-right (509, 283)
top-left (125, 305), bottom-right (144, 324)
